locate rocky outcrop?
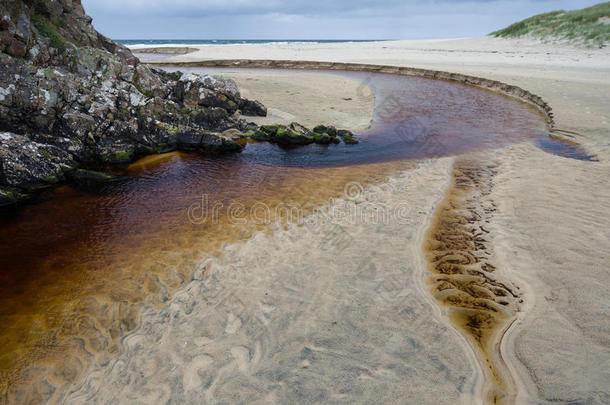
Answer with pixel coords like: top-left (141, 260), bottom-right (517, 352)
top-left (0, 0), bottom-right (270, 205)
top-left (160, 59), bottom-right (555, 129)
top-left (252, 123), bottom-right (358, 146)
top-left (0, 1), bottom-right (362, 207)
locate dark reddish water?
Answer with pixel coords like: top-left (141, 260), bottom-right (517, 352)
top-left (0, 68), bottom-right (569, 399)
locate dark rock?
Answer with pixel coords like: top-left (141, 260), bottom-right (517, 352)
top-left (251, 124), bottom-right (311, 145)
top-left (99, 150), bottom-right (134, 164)
top-left (312, 132), bottom-right (340, 145)
top-left (0, 189), bottom-right (17, 207)
top-left (247, 122), bottom-right (358, 146)
top-left (337, 129), bottom-right (359, 144)
top-left (176, 128), bottom-right (243, 152)
top-left (0, 0), bottom-right (268, 200)
top-left (0, 186), bottom-right (27, 208)
top-left (190, 108), bottom-right (232, 129)
top-left (0, 1), bottom-right (360, 206)
top-left (202, 129), bottom-right (244, 152)
top-left (310, 124), bottom-right (359, 144)
top-left (313, 125), bottom-right (338, 136)
top-left (176, 132), bottom-right (206, 148)
top-left (0, 17), bottom-right (9, 31)
top-left (289, 122), bottom-right (309, 134)
top-left (177, 72), bottom-right (241, 113)
top-left (274, 127), bottom-right (313, 145)
top-left (0, 132), bottom-right (74, 189)
top-left (5, 36), bottom-right (26, 58)
top-left (239, 99), bottom-right (267, 117)
top-left (68, 169), bottom-right (118, 182)
top-left (251, 130), bottom-right (270, 141)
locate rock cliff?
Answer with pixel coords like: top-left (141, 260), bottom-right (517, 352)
top-left (0, 0), bottom-right (267, 206)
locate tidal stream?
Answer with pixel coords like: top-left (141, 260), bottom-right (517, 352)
top-left (1, 68), bottom-right (579, 402)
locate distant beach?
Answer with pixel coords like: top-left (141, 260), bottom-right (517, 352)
top-left (118, 39), bottom-right (384, 49)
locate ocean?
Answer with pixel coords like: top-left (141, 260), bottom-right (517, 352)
top-left (116, 39), bottom-right (382, 48)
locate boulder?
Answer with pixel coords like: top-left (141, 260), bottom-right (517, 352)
top-left (0, 0), bottom-right (269, 203)
top-left (250, 123), bottom-right (354, 146)
top-left (68, 168), bottom-right (118, 182)
top-left (239, 99), bottom-right (267, 116)
top-left (337, 129), bottom-right (359, 144)
top-left (0, 0), bottom-right (360, 207)
top-left (0, 132), bottom-right (74, 188)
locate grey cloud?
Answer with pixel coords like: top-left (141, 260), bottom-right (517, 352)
top-left (81, 0), bottom-right (601, 39)
top-left (83, 0), bottom-right (562, 18)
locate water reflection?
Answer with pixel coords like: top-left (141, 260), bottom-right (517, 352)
top-left (0, 68), bottom-right (558, 399)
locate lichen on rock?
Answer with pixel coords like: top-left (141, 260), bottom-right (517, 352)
top-left (0, 0), bottom-right (274, 205)
top-left (0, 0), bottom-right (358, 207)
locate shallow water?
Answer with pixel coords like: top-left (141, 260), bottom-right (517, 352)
top-left (134, 52), bottom-right (175, 62)
top-left (0, 69), bottom-right (553, 399)
top-left (534, 135), bottom-right (597, 161)
top-left (168, 67), bottom-right (551, 166)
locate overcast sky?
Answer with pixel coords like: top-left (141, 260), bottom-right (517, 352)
top-left (82, 0), bottom-right (601, 40)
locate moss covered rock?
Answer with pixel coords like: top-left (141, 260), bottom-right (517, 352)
top-left (337, 129), bottom-right (359, 145)
top-left (0, 187), bottom-right (24, 207)
top-left (312, 132), bottom-right (340, 144)
top-left (69, 169), bottom-right (117, 182)
top-left (248, 122), bottom-right (358, 146)
top-left (313, 125), bottom-right (338, 136)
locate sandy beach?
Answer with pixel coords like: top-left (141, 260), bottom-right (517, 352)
top-left (6, 36), bottom-right (608, 404)
top-left (131, 37), bottom-right (610, 404)
top-left (3, 0), bottom-right (610, 403)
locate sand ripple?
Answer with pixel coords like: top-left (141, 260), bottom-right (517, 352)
top-left (63, 160), bottom-right (481, 404)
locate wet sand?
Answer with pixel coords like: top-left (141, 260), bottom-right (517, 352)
top-left (0, 72), bottom-right (381, 402)
top-left (151, 37), bottom-right (610, 403)
top-left (2, 63), bottom-right (553, 404)
top-left (168, 69), bottom-right (376, 131)
top-left (2, 37), bottom-right (608, 404)
top-left (65, 158), bottom-right (483, 404)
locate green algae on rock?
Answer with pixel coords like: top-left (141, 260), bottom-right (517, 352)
top-left (252, 122), bottom-right (358, 146)
top-left (0, 1), bottom-right (362, 206)
top-left (0, 0), bottom-right (271, 205)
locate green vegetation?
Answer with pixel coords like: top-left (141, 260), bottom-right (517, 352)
top-left (1, 189), bottom-right (17, 203)
top-left (312, 132), bottom-right (340, 144)
top-left (101, 150), bottom-right (133, 163)
top-left (43, 172), bottom-right (63, 184)
top-left (490, 2), bottom-right (610, 47)
top-left (32, 14), bottom-right (67, 52)
top-left (39, 149), bottom-right (51, 160)
top-left (153, 143), bottom-right (175, 154)
top-left (250, 124), bottom-right (357, 145)
top-left (112, 151), bottom-right (133, 162)
top-left (157, 121), bottom-right (185, 137)
top-left (71, 169), bottom-right (117, 182)
top-left (337, 129), bottom-right (359, 145)
top-left (313, 125), bottom-right (338, 136)
top-left (134, 82), bottom-right (154, 98)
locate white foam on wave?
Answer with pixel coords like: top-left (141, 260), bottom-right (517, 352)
top-left (123, 41), bottom-right (372, 50)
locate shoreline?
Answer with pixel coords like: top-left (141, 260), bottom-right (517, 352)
top-left (65, 157), bottom-right (482, 405)
top-left (148, 58), bottom-right (556, 129)
top-left (5, 63), bottom-right (545, 403)
top-left (132, 47), bottom-right (199, 54)
top-left (136, 37), bottom-right (610, 404)
top-left (2, 35), bottom-right (608, 404)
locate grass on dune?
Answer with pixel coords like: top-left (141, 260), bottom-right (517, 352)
top-left (490, 2), bottom-right (610, 47)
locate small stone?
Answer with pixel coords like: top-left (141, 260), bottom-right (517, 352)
top-left (6, 37), bottom-right (26, 58)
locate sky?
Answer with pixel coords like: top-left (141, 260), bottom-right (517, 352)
top-left (81, 0), bottom-right (602, 40)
